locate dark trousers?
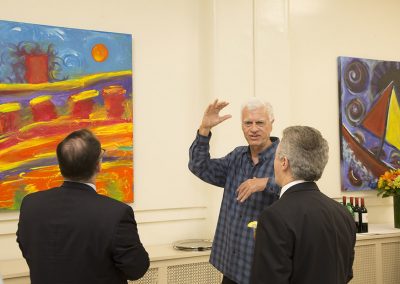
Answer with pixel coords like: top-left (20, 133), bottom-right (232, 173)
top-left (222, 275), bottom-right (238, 284)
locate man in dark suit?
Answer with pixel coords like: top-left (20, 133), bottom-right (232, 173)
top-left (17, 129), bottom-right (149, 284)
top-left (251, 126), bottom-right (356, 284)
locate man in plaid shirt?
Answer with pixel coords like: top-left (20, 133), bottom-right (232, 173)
top-left (189, 98), bottom-right (280, 284)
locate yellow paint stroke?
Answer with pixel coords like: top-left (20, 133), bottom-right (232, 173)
top-left (71, 90), bottom-right (99, 102)
top-left (0, 121), bottom-right (132, 153)
top-left (34, 152), bottom-right (56, 159)
top-left (0, 102), bottom-right (21, 113)
top-left (94, 123), bottom-right (133, 136)
top-left (0, 139), bottom-right (58, 172)
top-left (0, 135), bottom-right (57, 157)
top-left (24, 184), bottom-right (38, 195)
top-left (101, 159), bottom-right (132, 170)
top-left (0, 70), bottom-right (132, 92)
top-left (386, 88), bottom-right (400, 149)
top-left (17, 119), bottom-right (80, 133)
top-left (30, 95), bottom-right (53, 106)
top-left (0, 158), bottom-right (41, 172)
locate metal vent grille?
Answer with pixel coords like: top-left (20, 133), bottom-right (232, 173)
top-left (350, 244), bottom-right (376, 284)
top-left (381, 242), bottom-right (400, 284)
top-left (130, 267), bottom-right (158, 284)
top-left (167, 262), bottom-right (222, 284)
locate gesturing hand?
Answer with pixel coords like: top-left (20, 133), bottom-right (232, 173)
top-left (199, 99), bottom-right (232, 136)
top-left (236, 177), bottom-right (269, 203)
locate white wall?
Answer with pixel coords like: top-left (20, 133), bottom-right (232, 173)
top-left (285, 0), bottom-right (397, 221)
top-left (0, 0), bottom-right (397, 261)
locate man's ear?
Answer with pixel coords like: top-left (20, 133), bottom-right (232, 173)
top-left (281, 156), bottom-right (289, 171)
top-left (96, 160), bottom-right (101, 173)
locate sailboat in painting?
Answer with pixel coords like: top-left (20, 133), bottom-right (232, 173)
top-left (343, 82), bottom-right (400, 177)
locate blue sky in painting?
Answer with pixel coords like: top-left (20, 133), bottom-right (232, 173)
top-left (0, 20), bottom-right (132, 82)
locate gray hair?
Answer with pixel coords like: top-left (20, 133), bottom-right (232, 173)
top-left (241, 97), bottom-right (274, 122)
top-left (277, 126), bottom-right (329, 181)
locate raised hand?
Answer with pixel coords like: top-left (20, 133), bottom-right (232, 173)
top-left (199, 99), bottom-right (232, 136)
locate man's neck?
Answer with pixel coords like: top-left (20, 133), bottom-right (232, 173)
top-left (249, 140), bottom-right (272, 163)
top-left (64, 179), bottom-right (97, 191)
top-left (65, 177), bottom-right (96, 184)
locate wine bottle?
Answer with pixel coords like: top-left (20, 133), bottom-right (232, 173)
top-left (360, 197), bottom-right (368, 233)
top-left (346, 199), bottom-right (354, 219)
top-left (342, 196), bottom-right (347, 206)
top-left (350, 197), bottom-right (354, 209)
top-left (353, 197), bottom-right (360, 232)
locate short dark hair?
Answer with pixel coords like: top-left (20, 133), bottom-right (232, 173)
top-left (56, 129), bottom-right (101, 181)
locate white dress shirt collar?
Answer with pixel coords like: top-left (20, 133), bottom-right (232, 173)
top-left (65, 180), bottom-right (96, 191)
top-left (279, 180), bottom-right (306, 198)
top-left (84, 182), bottom-right (97, 191)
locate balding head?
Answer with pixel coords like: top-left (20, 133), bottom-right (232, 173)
top-left (56, 129), bottom-right (102, 182)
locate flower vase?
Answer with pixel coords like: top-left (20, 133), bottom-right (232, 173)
top-left (393, 196), bottom-right (400, 229)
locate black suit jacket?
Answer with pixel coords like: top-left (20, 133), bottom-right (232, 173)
top-left (17, 181), bottom-right (149, 284)
top-left (251, 182), bottom-right (356, 284)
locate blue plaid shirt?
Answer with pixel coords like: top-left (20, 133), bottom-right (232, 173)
top-left (189, 132), bottom-right (280, 284)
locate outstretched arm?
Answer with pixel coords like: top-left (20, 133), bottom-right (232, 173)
top-left (236, 177), bottom-right (269, 203)
top-left (236, 177), bottom-right (280, 203)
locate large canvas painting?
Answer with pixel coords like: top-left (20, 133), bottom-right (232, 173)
top-left (338, 56), bottom-right (400, 191)
top-left (0, 20), bottom-right (133, 209)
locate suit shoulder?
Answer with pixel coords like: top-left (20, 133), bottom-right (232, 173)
top-left (22, 187), bottom-right (59, 201)
top-left (94, 194), bottom-right (131, 210)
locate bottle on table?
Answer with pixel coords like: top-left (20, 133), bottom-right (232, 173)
top-left (360, 197), bottom-right (368, 233)
top-left (345, 197), bottom-right (354, 219)
top-left (353, 197), bottom-right (360, 232)
top-left (350, 197), bottom-right (354, 210)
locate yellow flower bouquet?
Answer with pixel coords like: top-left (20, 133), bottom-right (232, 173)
top-left (376, 169), bottom-right (400, 197)
top-left (376, 169), bottom-right (400, 228)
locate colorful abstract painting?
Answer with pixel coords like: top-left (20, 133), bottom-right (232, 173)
top-left (338, 56), bottom-right (400, 191)
top-left (0, 20), bottom-right (133, 209)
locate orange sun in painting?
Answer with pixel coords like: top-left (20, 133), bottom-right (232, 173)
top-left (91, 43), bottom-right (109, 62)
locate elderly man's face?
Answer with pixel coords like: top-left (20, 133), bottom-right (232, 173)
top-left (241, 106), bottom-right (273, 151)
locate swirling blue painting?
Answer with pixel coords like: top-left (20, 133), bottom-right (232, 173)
top-left (338, 56), bottom-right (400, 191)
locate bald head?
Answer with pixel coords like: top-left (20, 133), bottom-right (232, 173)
top-left (57, 129), bottom-right (102, 181)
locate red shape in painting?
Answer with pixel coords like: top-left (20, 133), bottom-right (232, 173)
top-left (69, 90), bottom-right (99, 119)
top-left (0, 110), bottom-right (20, 134)
top-left (30, 99), bottom-right (58, 122)
top-left (71, 99), bottom-right (95, 119)
top-left (102, 85), bottom-right (126, 119)
top-left (25, 54), bottom-right (49, 84)
top-left (361, 82), bottom-right (392, 138)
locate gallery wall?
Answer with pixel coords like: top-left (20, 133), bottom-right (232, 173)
top-left (0, 0), bottom-right (397, 261)
top-left (0, 0), bottom-right (218, 260)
